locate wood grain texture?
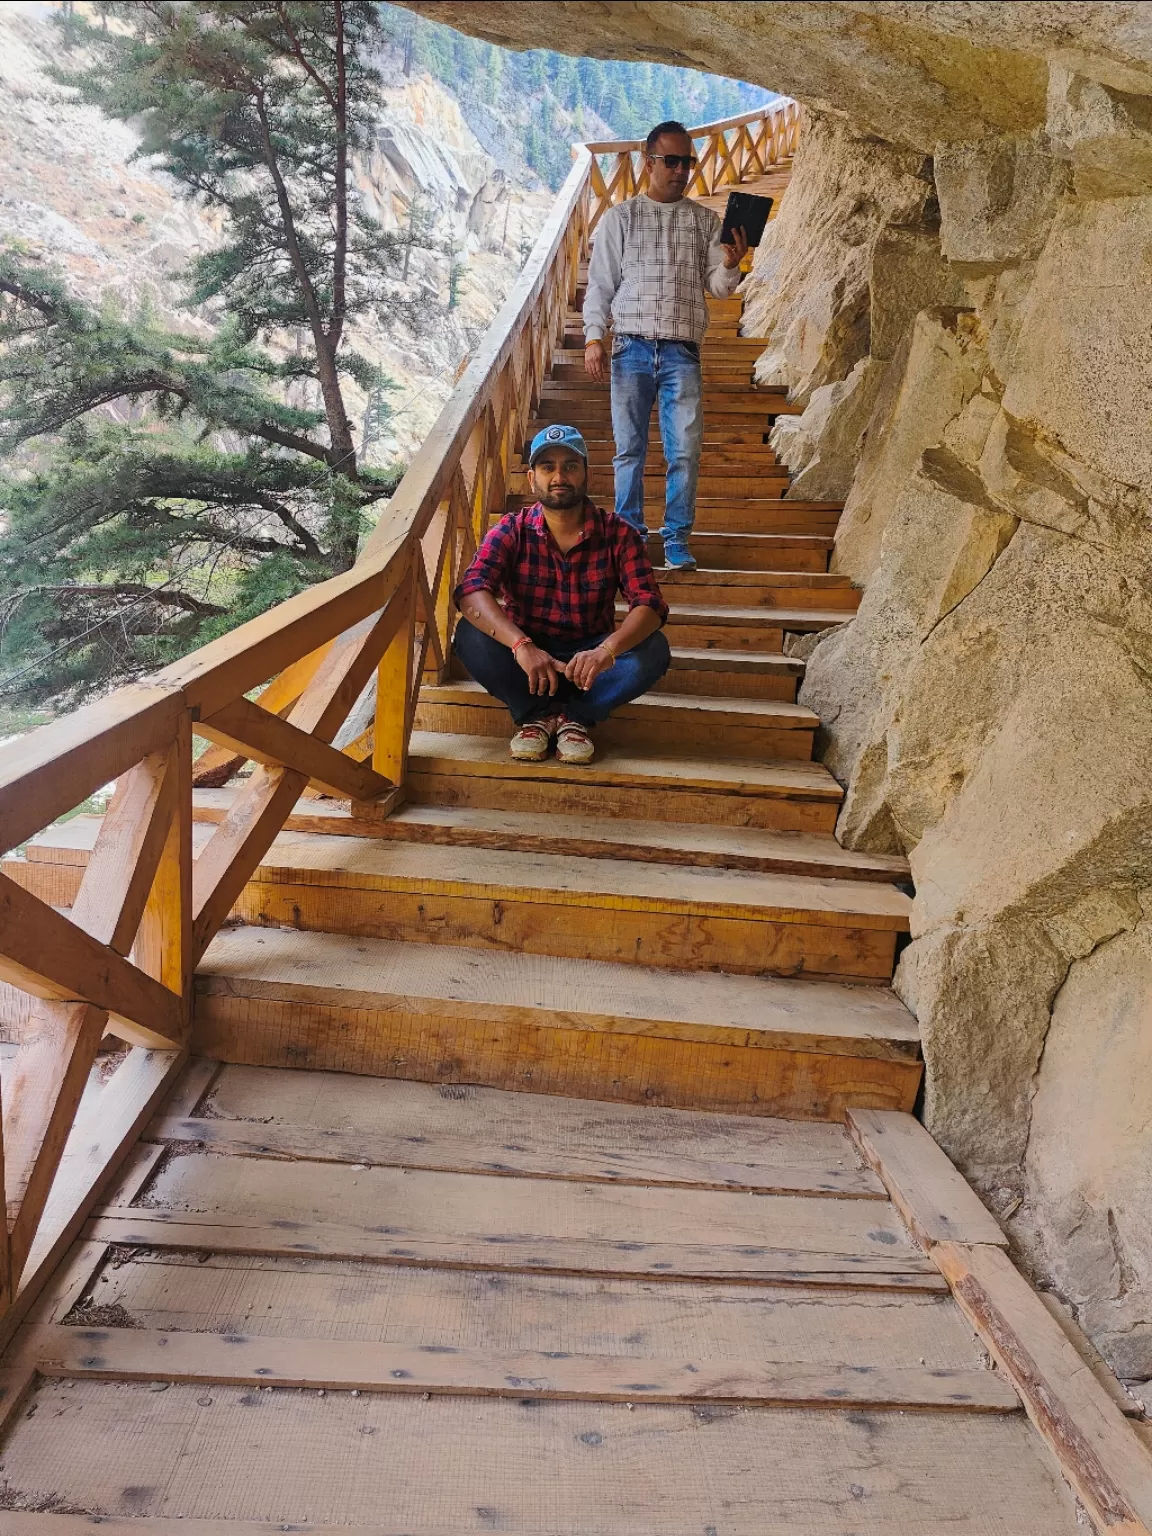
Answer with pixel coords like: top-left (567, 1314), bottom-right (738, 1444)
top-left (88, 1210), bottom-right (944, 1291)
top-left (847, 1109), bottom-right (1007, 1248)
top-left (181, 792), bottom-right (911, 882)
top-left (136, 1150), bottom-right (919, 1259)
top-left (146, 1114), bottom-right (887, 1198)
top-left (195, 926), bottom-right (919, 1055)
top-left (934, 1241), bottom-right (1152, 1536)
top-left (0, 1385), bottom-right (1081, 1531)
top-left (0, 1047), bottom-right (185, 1352)
top-left (76, 1251), bottom-right (981, 1365)
top-left (0, 870), bottom-right (183, 1043)
top-left (21, 1324), bottom-right (1019, 1411)
top-left (192, 993), bottom-right (922, 1120)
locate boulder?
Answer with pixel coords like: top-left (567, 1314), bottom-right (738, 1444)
top-left (743, 112), bottom-right (934, 405)
top-left (935, 130), bottom-right (1069, 268)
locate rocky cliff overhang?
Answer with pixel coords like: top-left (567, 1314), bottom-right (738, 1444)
top-left (399, 1), bottom-right (1152, 150)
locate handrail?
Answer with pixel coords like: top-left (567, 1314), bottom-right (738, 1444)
top-left (0, 94), bottom-right (800, 1324)
top-left (585, 99), bottom-right (802, 232)
top-left (583, 96), bottom-right (790, 152)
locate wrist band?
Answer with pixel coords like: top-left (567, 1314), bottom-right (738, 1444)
top-left (600, 642), bottom-right (617, 667)
top-left (511, 636), bottom-right (530, 656)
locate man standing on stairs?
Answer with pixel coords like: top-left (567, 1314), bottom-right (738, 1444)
top-left (583, 120), bottom-right (750, 572)
top-left (453, 424), bottom-right (670, 766)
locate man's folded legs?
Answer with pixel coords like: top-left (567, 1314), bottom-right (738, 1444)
top-left (453, 617), bottom-right (671, 765)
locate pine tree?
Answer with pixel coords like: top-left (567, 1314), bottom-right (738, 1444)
top-left (0, 1), bottom-right (424, 704)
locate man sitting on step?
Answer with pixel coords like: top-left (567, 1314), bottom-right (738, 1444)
top-left (583, 119), bottom-right (750, 572)
top-left (453, 424), bottom-right (670, 767)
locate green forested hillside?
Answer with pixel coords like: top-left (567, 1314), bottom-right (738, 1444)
top-left (377, 5), bottom-right (773, 189)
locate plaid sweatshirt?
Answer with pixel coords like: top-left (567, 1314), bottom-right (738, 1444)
top-left (583, 194), bottom-right (741, 346)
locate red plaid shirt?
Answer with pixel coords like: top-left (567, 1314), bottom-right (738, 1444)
top-left (454, 500), bottom-right (668, 642)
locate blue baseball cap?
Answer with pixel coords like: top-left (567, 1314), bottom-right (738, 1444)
top-left (528, 424), bottom-right (588, 466)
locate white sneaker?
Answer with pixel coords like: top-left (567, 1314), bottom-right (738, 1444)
top-left (510, 715), bottom-right (560, 762)
top-left (555, 717), bottom-right (595, 765)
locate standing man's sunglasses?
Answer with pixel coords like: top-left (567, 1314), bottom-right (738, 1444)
top-left (648, 153), bottom-right (698, 170)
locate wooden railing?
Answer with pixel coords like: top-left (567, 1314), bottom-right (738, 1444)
top-left (585, 99), bottom-right (802, 234)
top-left (0, 97), bottom-right (799, 1330)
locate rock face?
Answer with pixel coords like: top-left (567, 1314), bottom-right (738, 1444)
top-left (404, 0), bottom-right (1152, 1381)
top-left (788, 85), bottom-right (1152, 1385)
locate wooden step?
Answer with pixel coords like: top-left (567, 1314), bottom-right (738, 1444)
top-left (506, 494), bottom-right (842, 534)
top-left (659, 603), bottom-right (848, 652)
top-left (442, 646), bottom-right (807, 702)
top-left (657, 569), bottom-right (859, 610)
top-left (415, 681), bottom-right (819, 761)
top-left (20, 794), bottom-right (911, 884)
top-left (581, 447), bottom-right (782, 467)
top-left (407, 730), bottom-right (842, 831)
top-left (542, 379), bottom-right (781, 401)
top-left (0, 818), bottom-right (907, 982)
top-left (650, 532), bottom-right (832, 572)
top-left (660, 646), bottom-right (803, 701)
top-left (231, 831), bottom-right (906, 982)
top-left (195, 925), bottom-right (921, 1118)
top-left (532, 404), bottom-right (801, 430)
top-left (510, 471), bottom-right (791, 498)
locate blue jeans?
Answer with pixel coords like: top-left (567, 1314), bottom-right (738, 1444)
top-left (610, 336), bottom-right (704, 545)
top-left (454, 618), bottom-right (670, 728)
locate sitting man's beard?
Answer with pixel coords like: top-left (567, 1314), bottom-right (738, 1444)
top-left (537, 482), bottom-right (583, 508)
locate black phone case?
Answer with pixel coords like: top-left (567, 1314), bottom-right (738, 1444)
top-left (720, 191), bottom-right (774, 248)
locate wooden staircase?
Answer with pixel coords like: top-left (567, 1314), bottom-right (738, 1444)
top-left (0, 102), bottom-right (1147, 1534)
top-left (7, 282), bottom-right (920, 1123)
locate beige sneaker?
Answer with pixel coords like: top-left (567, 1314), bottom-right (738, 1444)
top-left (510, 714), bottom-right (559, 762)
top-left (555, 717), bottom-right (595, 765)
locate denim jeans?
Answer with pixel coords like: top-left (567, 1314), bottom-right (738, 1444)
top-left (610, 336), bottom-right (704, 545)
top-left (454, 618), bottom-right (671, 728)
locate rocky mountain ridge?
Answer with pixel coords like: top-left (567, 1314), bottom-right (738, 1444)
top-left (0, 1), bottom-right (551, 465)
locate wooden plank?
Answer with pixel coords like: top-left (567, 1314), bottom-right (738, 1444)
top-left (196, 927), bottom-right (920, 1058)
top-left (133, 722), bottom-right (193, 1009)
top-left (227, 830), bottom-right (909, 929)
top-left (847, 1109), bottom-right (1008, 1248)
top-left (152, 544), bottom-right (409, 719)
top-left (199, 694), bottom-right (392, 801)
top-left (0, 1047), bottom-right (185, 1351)
top-left (139, 1148), bottom-right (920, 1257)
top-left (88, 1211), bottom-right (946, 1290)
top-left (146, 1115), bottom-right (888, 1199)
top-left (338, 803), bottom-right (908, 883)
top-left (76, 1251), bottom-right (986, 1366)
top-left (0, 1385), bottom-right (1084, 1532)
top-left (934, 1241), bottom-right (1152, 1536)
top-left (236, 880), bottom-right (899, 983)
top-left (21, 1323), bottom-right (1019, 1411)
top-left (193, 988), bottom-right (921, 1124)
top-left (0, 870), bottom-right (183, 1042)
top-left (3, 1001), bottom-right (109, 1279)
top-left (190, 764), bottom-right (309, 963)
top-left (407, 732), bottom-right (842, 801)
top-left (0, 685), bottom-right (182, 857)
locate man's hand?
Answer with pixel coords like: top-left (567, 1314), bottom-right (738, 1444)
top-left (514, 641), bottom-right (561, 696)
top-left (564, 644), bottom-right (616, 691)
top-left (721, 226), bottom-right (749, 269)
top-left (584, 340), bottom-right (608, 384)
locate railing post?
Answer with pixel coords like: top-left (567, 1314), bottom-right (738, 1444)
top-left (135, 711), bottom-right (193, 1040)
top-left (372, 551), bottom-right (416, 787)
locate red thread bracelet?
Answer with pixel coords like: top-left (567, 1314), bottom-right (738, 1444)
top-left (511, 636), bottom-right (530, 655)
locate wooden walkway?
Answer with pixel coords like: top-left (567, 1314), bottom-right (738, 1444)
top-left (0, 109), bottom-right (1150, 1535)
